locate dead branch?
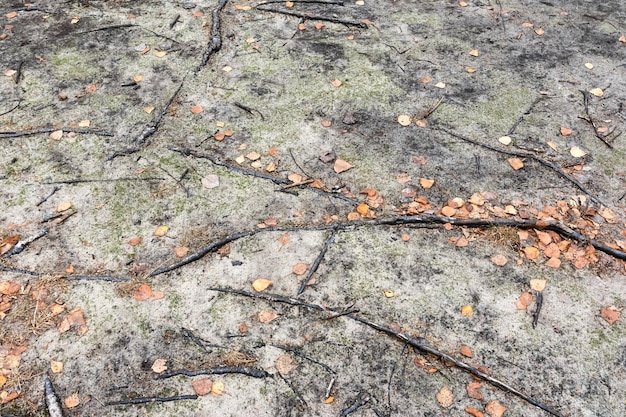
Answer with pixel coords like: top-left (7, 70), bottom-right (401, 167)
top-left (181, 327), bottom-right (226, 352)
top-left (271, 344), bottom-right (336, 374)
top-left (0, 128), bottom-right (113, 139)
top-left (258, 0), bottom-right (345, 5)
top-left (277, 371), bottom-right (308, 407)
top-left (0, 265), bottom-right (40, 276)
top-left (0, 100), bottom-right (20, 116)
top-left (256, 4), bottom-right (368, 28)
top-left (578, 90), bottom-right (621, 148)
top-left (63, 275), bottom-right (128, 283)
top-left (136, 81), bottom-right (184, 146)
top-left (154, 366), bottom-right (271, 380)
top-left (297, 227), bottom-right (338, 295)
top-left (3, 228), bottom-right (49, 258)
top-left (36, 186), bottom-right (59, 206)
top-left (233, 101), bottom-right (265, 120)
top-left (42, 177), bottom-right (164, 185)
top-left (44, 376), bottom-right (64, 417)
top-left (196, 0), bottom-right (229, 73)
top-left (507, 96), bottom-right (547, 135)
top-left (433, 126), bottom-right (605, 206)
top-left (532, 291), bottom-right (544, 329)
top-left (106, 395), bottom-right (198, 406)
top-left (341, 392), bottom-right (370, 417)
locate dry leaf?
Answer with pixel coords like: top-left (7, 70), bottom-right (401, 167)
top-left (414, 119), bottom-right (427, 127)
top-left (275, 354), bottom-right (298, 374)
top-left (560, 127), bottom-right (573, 136)
top-left (461, 305), bottom-right (473, 316)
top-left (523, 246), bottom-right (540, 260)
top-left (202, 174), bottom-right (220, 189)
top-left (356, 203), bottom-right (369, 216)
top-left (545, 257), bottom-right (561, 268)
top-left (192, 378), bottom-right (213, 396)
top-left (515, 291), bottom-right (533, 310)
top-left (64, 393), bottom-right (80, 408)
top-left (530, 279), bottom-right (547, 292)
top-left (211, 381), bottom-right (225, 395)
top-left (292, 263), bottom-right (308, 275)
top-left (258, 310), bottom-right (278, 323)
top-left (128, 237), bottom-right (142, 246)
top-left (419, 178), bottom-right (435, 189)
top-left (441, 206), bottom-right (456, 217)
top-left (239, 321), bottom-right (248, 333)
top-left (570, 146), bottom-right (587, 157)
top-left (222, 65), bottom-right (232, 72)
top-left (298, 23), bottom-right (306, 30)
top-left (508, 158), bottom-right (524, 170)
top-left (456, 237), bottom-right (469, 247)
top-left (466, 67), bottom-right (476, 73)
top-left (469, 49), bottom-right (479, 57)
top-left (321, 119), bottom-right (332, 127)
top-left (333, 158), bottom-right (354, 173)
top-left (547, 141), bottom-right (558, 151)
top-left (460, 345), bottom-right (473, 358)
top-left (465, 408), bottom-right (485, 417)
top-left (459, 1), bottom-right (468, 7)
top-left (50, 360), bottom-right (64, 374)
top-left (151, 358), bottom-right (167, 373)
top-left (191, 105), bottom-right (203, 114)
top-left (175, 246), bottom-right (189, 257)
top-left (534, 28), bottom-right (545, 35)
top-left (601, 306), bottom-right (620, 325)
top-left (264, 217), bottom-right (279, 227)
top-left (620, 34), bottom-right (626, 43)
top-left (57, 201), bottom-right (72, 212)
top-left (436, 386), bottom-right (454, 408)
top-left (383, 289), bottom-right (395, 298)
top-left (152, 291), bottom-right (164, 300)
top-left (153, 225), bottom-right (168, 236)
top-left (252, 278), bottom-right (272, 292)
top-left (58, 307), bottom-right (86, 333)
top-left (330, 79), bottom-right (342, 87)
top-left (401, 233), bottom-right (410, 242)
top-left (78, 119), bottom-right (90, 128)
top-left (589, 88), bottom-right (604, 97)
top-left (498, 136), bottom-right (512, 145)
top-left (246, 151), bottom-right (261, 161)
top-left (466, 381), bottom-right (484, 400)
top-left (490, 254), bottom-right (508, 266)
top-left (536, 230), bottom-right (552, 245)
top-left (485, 400), bottom-right (507, 417)
top-left (143, 106), bottom-right (155, 113)
top-left (434, 81), bottom-right (446, 88)
top-left (154, 50), bottom-right (167, 57)
top-left (521, 22), bottom-right (534, 28)
top-left (278, 233), bottom-right (290, 246)
top-left (397, 114), bottom-right (412, 126)
top-left (134, 284), bottom-right (152, 301)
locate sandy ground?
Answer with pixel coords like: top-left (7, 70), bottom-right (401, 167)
top-left (1, 1), bottom-right (626, 416)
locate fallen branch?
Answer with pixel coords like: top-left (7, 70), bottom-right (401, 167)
top-left (297, 227), bottom-right (338, 295)
top-left (341, 392), bottom-right (370, 417)
top-left (63, 275), bottom-right (128, 282)
top-left (432, 126), bottom-right (605, 206)
top-left (578, 90), bottom-right (621, 148)
top-left (532, 291), bottom-right (544, 329)
top-left (277, 371), bottom-right (308, 407)
top-left (507, 96), bottom-right (548, 135)
top-left (44, 376), bottom-right (64, 417)
top-left (106, 395), bottom-right (197, 406)
top-left (0, 100), bottom-right (20, 117)
top-left (42, 177), bottom-right (164, 185)
top-left (256, 3), bottom-right (368, 28)
top-left (0, 128), bottom-right (113, 139)
top-left (36, 186), bottom-right (59, 206)
top-left (181, 327), bottom-right (226, 352)
top-left (212, 287), bottom-right (565, 417)
top-left (154, 366), bottom-right (271, 380)
top-left (3, 228), bottom-right (49, 258)
top-left (196, 0), bottom-right (228, 73)
top-left (233, 101), bottom-right (265, 120)
top-left (136, 82), bottom-right (184, 146)
top-left (271, 344), bottom-right (336, 374)
top-left (0, 265), bottom-right (40, 276)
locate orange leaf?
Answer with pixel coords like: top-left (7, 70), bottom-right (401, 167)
top-left (268, 147), bottom-right (280, 156)
top-left (523, 246), bottom-right (540, 260)
top-left (456, 236), bottom-right (469, 247)
top-left (134, 284), bottom-right (152, 301)
top-left (128, 237), bottom-right (142, 246)
top-left (57, 201), bottom-right (72, 212)
top-left (0, 281), bottom-right (21, 295)
top-left (545, 257), bottom-right (561, 268)
top-left (601, 306), bottom-right (620, 325)
top-left (264, 217), bottom-right (279, 227)
top-left (441, 206), bottom-right (456, 217)
top-left (192, 378), bottom-right (213, 396)
top-left (465, 408), bottom-right (484, 417)
top-left (536, 230), bottom-right (552, 245)
top-left (239, 321), bottom-right (248, 333)
top-left (515, 291), bottom-right (533, 310)
top-left (490, 254), bottom-right (508, 266)
top-left (333, 158), bottom-right (353, 173)
top-left (191, 105), bottom-right (203, 114)
top-left (292, 263), bottom-right (308, 275)
top-left (252, 278), bottom-right (272, 292)
top-left (560, 127), bottom-right (572, 136)
top-left (175, 246), bottom-right (189, 257)
top-left (1, 392), bottom-right (19, 404)
top-left (507, 157), bottom-right (524, 170)
top-left (356, 203), bottom-right (369, 216)
top-left (321, 119), bottom-right (332, 127)
top-left (485, 400), bottom-right (507, 417)
top-left (461, 305), bottom-right (473, 316)
top-left (419, 178), bottom-right (435, 189)
top-left (57, 307), bottom-right (86, 333)
top-left (436, 386), bottom-right (454, 408)
top-left (466, 381), bottom-right (484, 400)
top-left (460, 345), bottom-right (473, 358)
top-left (214, 132), bottom-right (225, 141)
top-left (50, 130), bottom-right (63, 140)
top-left (278, 233), bottom-right (290, 246)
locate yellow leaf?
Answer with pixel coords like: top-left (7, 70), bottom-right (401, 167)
top-left (133, 74), bottom-right (144, 82)
top-left (584, 62), bottom-right (594, 69)
top-left (461, 305), bottom-right (473, 316)
top-left (50, 360), bottom-right (64, 374)
top-left (419, 178), bottom-right (435, 189)
top-left (333, 158), bottom-right (354, 173)
top-left (153, 225), bottom-right (168, 236)
top-left (252, 278), bottom-right (272, 292)
top-left (211, 381), bottom-right (225, 395)
top-left (154, 50), bottom-right (167, 58)
top-left (530, 279), bottom-right (547, 292)
top-left (78, 119), bottom-right (90, 127)
top-left (49, 130), bottom-right (63, 140)
top-left (57, 201), bottom-right (72, 212)
top-left (356, 203), bottom-right (369, 216)
top-left (570, 146), bottom-right (587, 157)
top-left (143, 106), bottom-right (155, 113)
top-left (523, 246), bottom-right (540, 260)
top-left (466, 67), bottom-right (476, 73)
top-left (397, 114), bottom-right (412, 126)
top-left (589, 88), bottom-right (603, 97)
top-left (216, 121), bottom-right (225, 127)
top-left (469, 49), bottom-right (479, 57)
top-left (383, 289), bottom-right (395, 298)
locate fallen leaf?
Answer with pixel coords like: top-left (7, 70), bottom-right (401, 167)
top-left (523, 246), bottom-right (540, 260)
top-left (0, 375), bottom-right (5, 388)
top-left (50, 360), bottom-right (64, 374)
top-left (239, 321), bottom-right (248, 333)
top-left (460, 345), bottom-right (473, 357)
top-left (545, 257), bottom-right (561, 268)
top-left (498, 136), bottom-right (512, 145)
top-left (441, 206), bottom-right (456, 216)
top-left (459, 1), bottom-right (468, 7)
top-left (192, 378), bottom-right (213, 396)
top-left (456, 237), bottom-right (469, 247)
top-left (333, 158), bottom-right (354, 173)
top-left (275, 354), bottom-right (298, 374)
top-left (508, 157), bottom-right (524, 170)
top-left (356, 203), bottom-right (369, 216)
top-left (191, 105), bottom-right (203, 114)
top-left (57, 201), bottom-right (72, 212)
top-left (620, 34), bottom-right (626, 43)
top-left (153, 225), bottom-right (168, 236)
top-left (315, 22), bottom-right (325, 30)
top-left (330, 79), bottom-right (342, 87)
top-left (258, 310), bottom-right (278, 323)
top-left (601, 306), bottom-right (620, 325)
top-left (222, 65), bottom-right (232, 72)
top-left (490, 254), bottom-right (508, 266)
top-left (383, 289), bottom-right (395, 298)
top-left (547, 141), bottom-right (558, 151)
top-left (469, 49), bottom-right (479, 56)
top-left (211, 381), bottom-right (225, 395)
top-left (292, 263), bottom-right (308, 275)
top-left (154, 50), bottom-right (167, 57)
top-left (466, 68), bottom-right (476, 73)
top-left (465, 408), bottom-right (485, 417)
top-left (58, 307), bottom-right (86, 333)
top-left (434, 81), bottom-right (446, 88)
top-left (570, 146), bottom-right (587, 157)
top-left (325, 396), bottom-right (334, 403)
top-left (78, 119), bottom-right (90, 128)
top-left (64, 393), bottom-right (80, 408)
top-left (143, 106), bottom-right (155, 113)
top-left (530, 279), bottom-right (547, 292)
top-left (175, 246), bottom-right (189, 257)
top-left (401, 233), bottom-right (410, 242)
top-left (521, 22), bottom-right (534, 28)
top-left (419, 178), bottom-right (435, 189)
top-left (414, 119), bottom-right (427, 127)
top-left (436, 386), bottom-right (454, 408)
top-left (252, 278), bottom-right (272, 292)
top-left (134, 284), bottom-right (152, 301)
top-left (534, 28), bottom-right (545, 35)
top-left (298, 23), bottom-right (306, 30)
top-left (560, 126), bottom-right (573, 136)
top-left (6, 12), bottom-right (18, 19)
top-left (151, 358), bottom-right (167, 373)
top-left (589, 88), bottom-right (604, 97)
top-left (466, 381), bottom-right (484, 400)
top-left (485, 400), bottom-right (507, 417)
top-left (515, 291), bottom-right (533, 310)
top-left (397, 114), bottom-right (412, 126)
top-left (278, 233), bottom-right (290, 246)
top-left (264, 217), bottom-right (279, 227)
top-left (128, 237), bottom-right (142, 246)
top-left (152, 291), bottom-right (164, 300)
top-left (461, 305), bottom-right (473, 316)
top-left (0, 281), bottom-right (21, 295)
top-left (246, 151), bottom-right (261, 161)
top-left (202, 174), bottom-right (220, 189)
top-left (1, 391), bottom-right (19, 404)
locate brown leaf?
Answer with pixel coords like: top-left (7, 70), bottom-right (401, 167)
top-left (134, 284), bottom-right (152, 301)
top-left (466, 381), bottom-right (484, 400)
top-left (292, 263), bottom-right (308, 275)
top-left (601, 306), bottom-right (620, 325)
top-left (0, 281), bottom-right (21, 295)
top-left (545, 257), bottom-right (561, 268)
top-left (485, 400), bottom-right (507, 417)
top-left (190, 105), bottom-right (203, 114)
top-left (333, 158), bottom-right (354, 173)
top-left (560, 127), bottom-right (573, 136)
top-left (217, 244), bottom-right (231, 257)
top-left (151, 358), bottom-right (167, 373)
top-left (64, 393), bottom-right (80, 408)
top-left (419, 178), bottom-right (435, 189)
top-left (175, 246), bottom-right (189, 257)
top-left (239, 321), bottom-right (248, 333)
top-left (460, 345), bottom-right (473, 358)
top-left (275, 354), bottom-right (298, 375)
top-left (441, 206), bottom-right (456, 217)
top-left (456, 237), bottom-right (469, 247)
top-left (128, 237), bottom-right (142, 246)
top-left (57, 201), bottom-right (72, 212)
top-left (465, 408), bottom-right (484, 417)
top-left (278, 233), bottom-right (290, 246)
top-left (523, 246), bottom-right (540, 260)
top-left (192, 378), bottom-right (213, 396)
top-left (58, 307), bottom-right (86, 333)
top-left (515, 291), bottom-right (533, 310)
top-left (258, 310), bottom-right (278, 323)
top-left (507, 158), bottom-right (524, 170)
top-left (436, 386), bottom-right (454, 408)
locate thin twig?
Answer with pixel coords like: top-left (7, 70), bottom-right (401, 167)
top-left (106, 395), bottom-right (197, 406)
top-left (507, 96), bottom-right (547, 135)
top-left (532, 291), bottom-right (544, 329)
top-left (63, 275), bottom-right (128, 282)
top-left (0, 100), bottom-right (20, 116)
top-left (196, 0), bottom-right (229, 73)
top-left (0, 128), bottom-right (113, 139)
top-left (271, 344), bottom-right (336, 374)
top-left (578, 90), bottom-right (620, 148)
top-left (181, 327), bottom-right (226, 352)
top-left (0, 265), bottom-right (40, 276)
top-left (341, 392), bottom-right (370, 417)
top-left (136, 82), bottom-right (184, 145)
top-left (44, 376), bottom-right (64, 417)
top-left (233, 102), bottom-right (265, 120)
top-left (256, 4), bottom-right (368, 28)
top-left (36, 186), bottom-right (59, 206)
top-left (277, 371), bottom-right (308, 407)
top-left (154, 366), bottom-right (271, 380)
top-left (3, 229), bottom-right (49, 258)
top-left (297, 227), bottom-right (338, 295)
top-left (42, 177), bottom-right (164, 185)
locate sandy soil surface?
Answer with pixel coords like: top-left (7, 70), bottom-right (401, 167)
top-left (1, 1), bottom-right (625, 416)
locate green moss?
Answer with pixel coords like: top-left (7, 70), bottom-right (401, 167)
top-left (51, 51), bottom-right (102, 81)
